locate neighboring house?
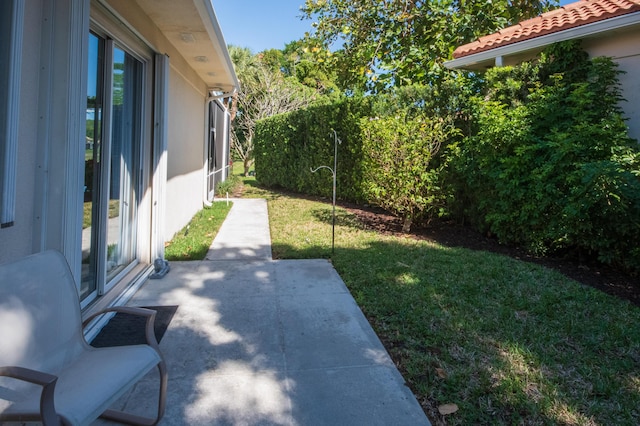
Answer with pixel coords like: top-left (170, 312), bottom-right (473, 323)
top-left (444, 0), bottom-right (640, 141)
top-left (0, 0), bottom-right (238, 321)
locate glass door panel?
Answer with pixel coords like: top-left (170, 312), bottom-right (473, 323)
top-left (82, 34), bottom-right (143, 302)
top-left (106, 47), bottom-right (141, 282)
top-left (82, 33), bottom-right (104, 301)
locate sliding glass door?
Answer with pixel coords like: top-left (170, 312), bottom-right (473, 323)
top-left (83, 32), bottom-right (143, 303)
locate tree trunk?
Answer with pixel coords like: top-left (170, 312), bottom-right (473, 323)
top-left (402, 216), bottom-right (412, 233)
top-left (229, 92), bottom-right (238, 121)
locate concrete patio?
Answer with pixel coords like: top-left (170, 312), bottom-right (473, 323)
top-left (95, 199), bottom-right (430, 425)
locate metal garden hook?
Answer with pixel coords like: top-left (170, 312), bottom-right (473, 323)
top-left (310, 129), bottom-right (341, 254)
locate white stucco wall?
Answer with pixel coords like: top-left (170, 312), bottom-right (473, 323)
top-left (1, 0), bottom-right (228, 312)
top-left (615, 56), bottom-right (640, 142)
top-left (164, 66), bottom-right (208, 241)
top-left (450, 26), bottom-right (640, 144)
top-left (104, 0), bottom-right (213, 243)
top-left (0, 3), bottom-right (42, 262)
top-left (582, 27), bottom-right (640, 143)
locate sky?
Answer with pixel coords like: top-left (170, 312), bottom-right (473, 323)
top-left (214, 0), bottom-right (575, 54)
top-left (214, 0), bottom-right (313, 53)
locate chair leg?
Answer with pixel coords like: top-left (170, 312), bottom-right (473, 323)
top-left (100, 359), bottom-right (168, 426)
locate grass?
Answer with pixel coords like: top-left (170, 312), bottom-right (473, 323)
top-left (164, 201), bottom-right (232, 261)
top-left (240, 176), bottom-right (640, 425)
top-left (83, 200), bottom-right (121, 229)
top-left (215, 174), bottom-right (241, 197)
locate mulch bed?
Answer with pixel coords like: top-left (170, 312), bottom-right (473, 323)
top-left (340, 202), bottom-right (640, 307)
top-left (236, 181), bottom-right (639, 307)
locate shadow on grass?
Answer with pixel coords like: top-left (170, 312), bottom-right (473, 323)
top-left (241, 177), bottom-right (261, 189)
top-left (274, 239), bottom-right (640, 425)
top-left (310, 208), bottom-right (365, 230)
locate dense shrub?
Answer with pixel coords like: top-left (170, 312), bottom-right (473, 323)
top-left (254, 96), bottom-right (372, 202)
top-left (255, 41), bottom-right (640, 271)
top-left (451, 41), bottom-right (640, 270)
top-left (361, 111), bottom-right (457, 231)
top-left (255, 83), bottom-right (468, 212)
top-left (371, 76), bottom-right (476, 138)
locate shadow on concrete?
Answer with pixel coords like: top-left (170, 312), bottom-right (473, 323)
top-left (95, 251), bottom-right (428, 425)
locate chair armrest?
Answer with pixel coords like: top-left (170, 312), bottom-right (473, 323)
top-left (83, 306), bottom-right (160, 350)
top-left (0, 366), bottom-right (56, 386)
top-left (0, 366), bottom-right (60, 425)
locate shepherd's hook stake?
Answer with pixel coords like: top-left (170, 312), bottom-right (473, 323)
top-left (311, 129), bottom-right (342, 254)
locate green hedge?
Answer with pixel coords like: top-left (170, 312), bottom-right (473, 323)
top-left (450, 42), bottom-right (640, 270)
top-left (255, 42), bottom-right (640, 272)
top-left (360, 112), bottom-right (456, 231)
top-left (254, 97), bottom-right (372, 202)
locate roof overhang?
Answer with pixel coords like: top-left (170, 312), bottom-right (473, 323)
top-left (444, 11), bottom-right (640, 71)
top-left (134, 0), bottom-right (239, 94)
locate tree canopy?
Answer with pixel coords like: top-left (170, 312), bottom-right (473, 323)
top-left (302, 0), bottom-right (557, 91)
top-left (228, 45), bottom-right (320, 175)
top-left (260, 40), bottom-right (340, 95)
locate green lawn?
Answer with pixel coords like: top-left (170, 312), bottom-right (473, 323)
top-left (242, 176), bottom-right (640, 426)
top-left (164, 202), bottom-right (232, 261)
top-left (82, 200), bottom-right (121, 229)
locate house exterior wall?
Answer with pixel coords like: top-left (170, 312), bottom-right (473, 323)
top-left (581, 28), bottom-right (640, 142)
top-left (485, 29), bottom-right (640, 143)
top-left (1, 0), bottom-right (234, 311)
top-left (447, 24), bottom-right (640, 144)
top-left (0, 3), bottom-right (42, 263)
top-left (1, 0), bottom-right (88, 270)
top-left (165, 66), bottom-right (209, 240)
top-left (103, 0), bottom-right (213, 241)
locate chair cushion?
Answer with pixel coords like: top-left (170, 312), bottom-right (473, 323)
top-left (3, 344), bottom-right (160, 425)
top-left (0, 250), bottom-right (85, 372)
top-left (0, 251), bottom-right (163, 425)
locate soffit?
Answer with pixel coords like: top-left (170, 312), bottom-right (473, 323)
top-left (134, 0), bottom-right (238, 93)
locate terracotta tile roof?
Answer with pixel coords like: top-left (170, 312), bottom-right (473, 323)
top-left (453, 0), bottom-right (640, 59)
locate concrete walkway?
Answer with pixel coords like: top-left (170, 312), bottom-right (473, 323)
top-left (98, 199), bottom-right (430, 425)
top-left (206, 199), bottom-right (272, 261)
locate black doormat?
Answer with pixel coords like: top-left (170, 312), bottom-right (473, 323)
top-left (91, 305), bottom-right (178, 348)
